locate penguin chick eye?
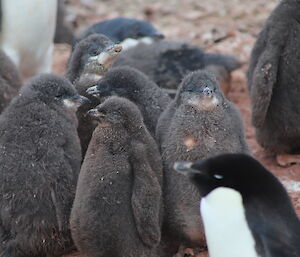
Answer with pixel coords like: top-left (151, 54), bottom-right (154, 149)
top-left (55, 93), bottom-right (64, 99)
top-left (185, 85), bottom-right (195, 92)
top-left (90, 49), bottom-right (100, 56)
top-left (111, 111), bottom-right (121, 116)
top-left (213, 174), bottom-right (223, 179)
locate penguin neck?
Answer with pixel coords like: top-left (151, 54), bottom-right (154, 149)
top-left (201, 187), bottom-right (259, 257)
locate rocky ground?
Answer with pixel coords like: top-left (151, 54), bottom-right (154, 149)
top-left (56, 0), bottom-right (299, 256)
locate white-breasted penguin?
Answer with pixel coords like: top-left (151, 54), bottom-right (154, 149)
top-left (0, 0), bottom-right (57, 78)
top-left (174, 153), bottom-right (300, 257)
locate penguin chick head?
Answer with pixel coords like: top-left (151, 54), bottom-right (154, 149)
top-left (177, 70), bottom-right (223, 111)
top-left (86, 66), bottom-right (144, 98)
top-left (87, 96), bottom-right (144, 131)
top-left (173, 153), bottom-right (286, 200)
top-left (26, 74), bottom-right (90, 109)
top-left (72, 34), bottom-right (122, 77)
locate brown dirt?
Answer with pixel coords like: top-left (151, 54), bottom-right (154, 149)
top-left (57, 0), bottom-right (300, 256)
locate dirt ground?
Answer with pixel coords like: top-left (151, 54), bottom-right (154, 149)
top-left (55, 0), bottom-right (299, 256)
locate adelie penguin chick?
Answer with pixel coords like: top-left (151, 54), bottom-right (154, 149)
top-left (0, 49), bottom-right (22, 113)
top-left (0, 0), bottom-right (57, 78)
top-left (66, 33), bottom-right (122, 157)
top-left (174, 153), bottom-right (300, 257)
top-left (70, 96), bottom-right (163, 257)
top-left (247, 0), bottom-right (300, 167)
top-left (0, 74), bottom-right (89, 257)
top-left (87, 66), bottom-right (171, 136)
top-left (113, 40), bottom-right (241, 95)
top-left (156, 70), bottom-right (250, 257)
top-left (73, 17), bottom-right (164, 51)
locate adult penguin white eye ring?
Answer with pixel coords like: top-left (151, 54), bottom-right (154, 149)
top-left (0, 0), bottom-right (57, 79)
top-left (174, 154), bottom-right (300, 257)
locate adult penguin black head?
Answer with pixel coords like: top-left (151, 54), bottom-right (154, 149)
top-left (174, 153), bottom-right (300, 257)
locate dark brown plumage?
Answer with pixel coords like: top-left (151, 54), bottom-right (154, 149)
top-left (156, 70), bottom-right (250, 256)
top-left (70, 96), bottom-right (163, 257)
top-left (0, 49), bottom-right (22, 113)
top-left (247, 0), bottom-right (300, 159)
top-left (66, 33), bottom-right (122, 158)
top-left (0, 74), bottom-right (88, 257)
top-left (86, 66), bottom-right (171, 136)
top-left (74, 75), bottom-right (101, 158)
top-left (113, 40), bottom-right (241, 95)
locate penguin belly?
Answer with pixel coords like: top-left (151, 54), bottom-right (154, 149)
top-left (0, 0), bottom-right (57, 77)
top-left (200, 187), bottom-right (258, 257)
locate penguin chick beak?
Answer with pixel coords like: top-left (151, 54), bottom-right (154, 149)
top-left (63, 95), bottom-right (91, 109)
top-left (86, 84), bottom-right (111, 97)
top-left (106, 44), bottom-right (122, 54)
top-left (96, 44), bottom-right (122, 70)
top-left (87, 109), bottom-right (106, 120)
top-left (86, 85), bottom-right (100, 97)
top-left (97, 44), bottom-right (122, 63)
top-left (87, 44), bottom-right (122, 72)
top-left (173, 161), bottom-right (201, 177)
top-left (202, 87), bottom-right (213, 97)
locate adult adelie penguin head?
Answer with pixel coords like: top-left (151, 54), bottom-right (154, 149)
top-left (174, 153), bottom-right (300, 257)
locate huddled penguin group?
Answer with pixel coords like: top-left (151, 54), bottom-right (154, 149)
top-left (0, 2), bottom-right (299, 257)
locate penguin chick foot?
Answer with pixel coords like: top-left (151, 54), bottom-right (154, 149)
top-left (276, 154), bottom-right (300, 167)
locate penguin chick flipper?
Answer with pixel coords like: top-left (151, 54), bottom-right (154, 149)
top-left (250, 46), bottom-right (280, 127)
top-left (129, 142), bottom-right (162, 248)
top-left (50, 187), bottom-right (63, 232)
